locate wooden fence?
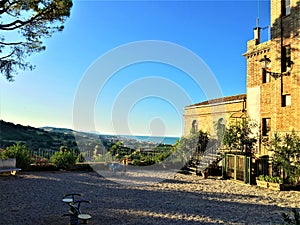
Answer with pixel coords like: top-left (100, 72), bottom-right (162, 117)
top-left (222, 153), bottom-right (251, 184)
top-left (30, 149), bottom-right (57, 159)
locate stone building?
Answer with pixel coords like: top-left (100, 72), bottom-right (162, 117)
top-left (184, 0), bottom-right (299, 158)
top-left (184, 94), bottom-right (246, 137)
top-left (244, 0), bottom-right (300, 156)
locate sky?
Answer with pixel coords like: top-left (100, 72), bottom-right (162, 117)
top-left (0, 0), bottom-right (270, 137)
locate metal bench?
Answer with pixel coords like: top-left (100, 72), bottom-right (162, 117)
top-left (62, 193), bottom-right (92, 224)
top-left (0, 158), bottom-right (21, 175)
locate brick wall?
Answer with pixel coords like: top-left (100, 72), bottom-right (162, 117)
top-left (244, 0), bottom-right (300, 139)
top-left (183, 0), bottom-right (300, 152)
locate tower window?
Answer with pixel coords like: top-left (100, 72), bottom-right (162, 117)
top-left (282, 94), bottom-right (291, 107)
top-left (262, 69), bottom-right (270, 83)
top-left (282, 0), bottom-right (291, 16)
top-left (262, 118), bottom-right (271, 136)
top-left (282, 45), bottom-right (291, 73)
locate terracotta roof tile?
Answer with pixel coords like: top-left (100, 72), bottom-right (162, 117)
top-left (186, 94), bottom-right (246, 108)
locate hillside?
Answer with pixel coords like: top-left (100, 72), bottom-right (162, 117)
top-left (0, 120), bottom-right (78, 151)
top-left (0, 120), bottom-right (133, 160)
top-left (0, 120), bottom-right (174, 162)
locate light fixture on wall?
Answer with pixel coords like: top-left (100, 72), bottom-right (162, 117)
top-left (259, 55), bottom-right (294, 80)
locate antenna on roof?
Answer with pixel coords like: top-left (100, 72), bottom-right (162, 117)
top-left (256, 0), bottom-right (260, 28)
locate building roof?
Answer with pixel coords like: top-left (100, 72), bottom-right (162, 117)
top-left (186, 94), bottom-right (246, 108)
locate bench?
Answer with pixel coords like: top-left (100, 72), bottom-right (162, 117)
top-left (0, 158), bottom-right (21, 175)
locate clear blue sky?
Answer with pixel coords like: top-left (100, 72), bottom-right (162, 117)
top-left (0, 0), bottom-right (270, 137)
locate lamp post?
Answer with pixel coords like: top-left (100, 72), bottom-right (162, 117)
top-left (259, 55), bottom-right (294, 79)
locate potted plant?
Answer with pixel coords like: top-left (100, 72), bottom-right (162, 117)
top-left (256, 175), bottom-right (269, 188)
top-left (267, 176), bottom-right (284, 191)
top-left (256, 175), bottom-right (284, 190)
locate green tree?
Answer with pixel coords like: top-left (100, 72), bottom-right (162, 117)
top-left (50, 146), bottom-right (77, 170)
top-left (174, 130), bottom-right (209, 163)
top-left (2, 143), bottom-right (31, 169)
top-left (271, 131), bottom-right (300, 184)
top-left (0, 0), bottom-right (73, 81)
top-left (109, 141), bottom-right (129, 159)
top-left (195, 130), bottom-right (209, 154)
top-left (223, 120), bottom-right (257, 154)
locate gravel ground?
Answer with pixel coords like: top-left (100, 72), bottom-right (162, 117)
top-left (0, 170), bottom-right (299, 225)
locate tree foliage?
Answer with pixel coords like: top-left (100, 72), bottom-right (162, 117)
top-left (174, 130), bottom-right (209, 163)
top-left (222, 120), bottom-right (257, 154)
top-left (271, 131), bottom-right (300, 184)
top-left (50, 146), bottom-right (77, 170)
top-left (0, 0), bottom-right (73, 81)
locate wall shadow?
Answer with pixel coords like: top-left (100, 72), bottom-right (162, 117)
top-left (1, 171), bottom-right (299, 225)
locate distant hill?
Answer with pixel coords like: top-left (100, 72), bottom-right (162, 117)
top-left (0, 120), bottom-right (175, 160)
top-left (0, 120), bottom-right (122, 158)
top-left (41, 126), bottom-right (75, 134)
top-left (0, 120), bottom-right (78, 151)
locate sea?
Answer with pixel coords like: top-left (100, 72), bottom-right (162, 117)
top-left (122, 135), bottom-right (180, 145)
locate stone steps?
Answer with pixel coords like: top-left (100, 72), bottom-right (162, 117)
top-left (180, 149), bottom-right (222, 176)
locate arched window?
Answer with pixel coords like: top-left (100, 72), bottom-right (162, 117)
top-left (216, 118), bottom-right (225, 140)
top-left (192, 120), bottom-right (198, 133)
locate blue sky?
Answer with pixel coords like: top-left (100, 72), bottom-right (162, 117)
top-left (0, 0), bottom-right (270, 137)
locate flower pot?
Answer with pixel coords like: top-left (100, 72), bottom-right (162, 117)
top-left (256, 180), bottom-right (269, 188)
top-left (268, 182), bottom-right (283, 191)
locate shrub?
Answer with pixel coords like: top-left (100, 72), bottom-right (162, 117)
top-left (1, 144), bottom-right (31, 169)
top-left (264, 175), bottom-right (271, 182)
top-left (271, 131), bottom-right (300, 184)
top-left (50, 150), bottom-right (77, 170)
top-left (282, 209), bottom-right (300, 225)
top-left (223, 120), bottom-right (257, 153)
top-left (258, 175), bottom-right (265, 181)
top-left (270, 176), bottom-right (283, 184)
top-left (258, 175), bottom-right (283, 184)
top-left (174, 130), bottom-right (209, 164)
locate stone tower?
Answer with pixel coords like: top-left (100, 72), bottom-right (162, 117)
top-left (244, 0), bottom-right (300, 155)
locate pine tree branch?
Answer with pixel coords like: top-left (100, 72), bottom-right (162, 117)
top-left (0, 50), bottom-right (15, 60)
top-left (0, 41), bottom-right (23, 46)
